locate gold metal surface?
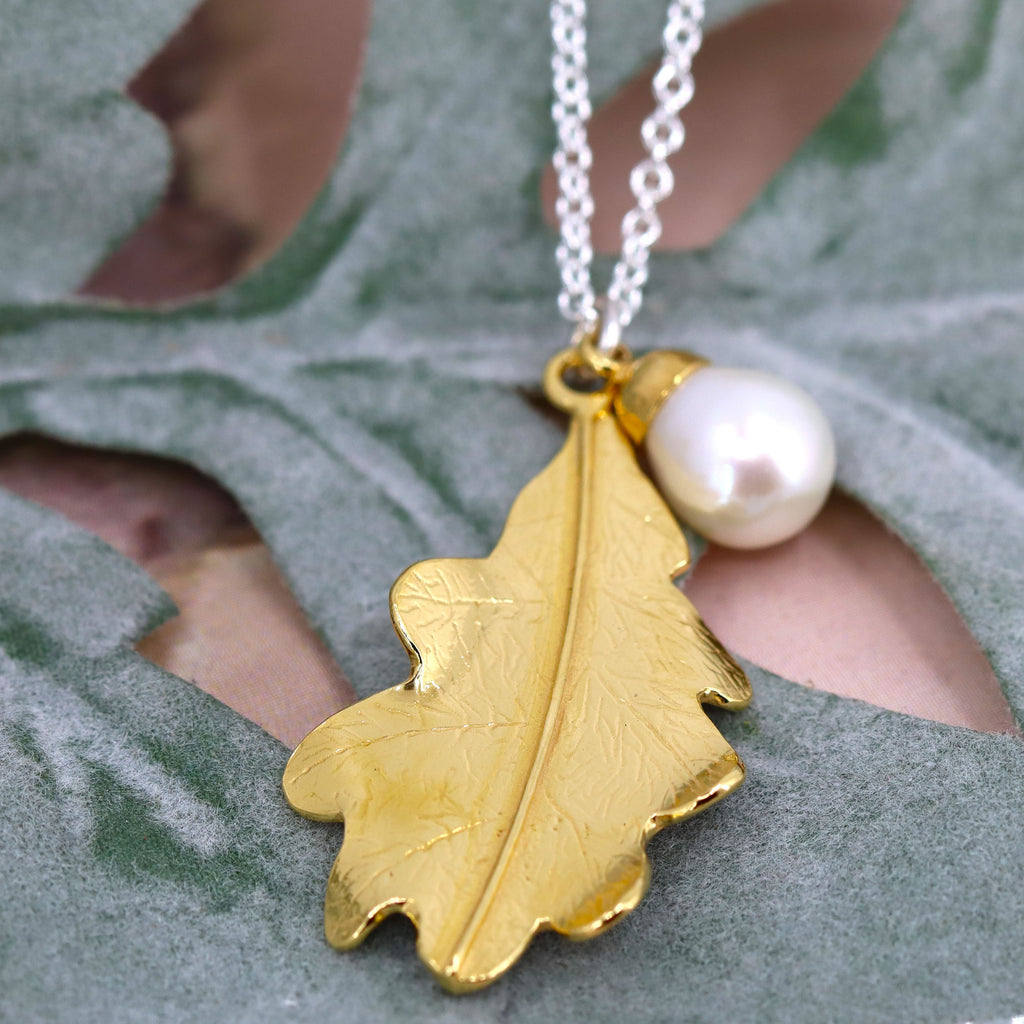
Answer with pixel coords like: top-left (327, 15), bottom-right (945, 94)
top-left (614, 348), bottom-right (708, 444)
top-left (284, 349), bottom-right (750, 993)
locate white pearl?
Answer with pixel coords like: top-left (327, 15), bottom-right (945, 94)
top-left (645, 367), bottom-right (836, 549)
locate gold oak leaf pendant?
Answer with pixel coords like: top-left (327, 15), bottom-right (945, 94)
top-left (283, 349), bottom-right (752, 992)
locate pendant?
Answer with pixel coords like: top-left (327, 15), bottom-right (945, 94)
top-left (283, 346), bottom-right (759, 992)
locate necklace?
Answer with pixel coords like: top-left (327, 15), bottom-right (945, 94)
top-left (283, 0), bottom-right (835, 993)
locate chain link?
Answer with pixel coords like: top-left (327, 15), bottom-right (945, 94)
top-left (550, 0), bottom-right (705, 346)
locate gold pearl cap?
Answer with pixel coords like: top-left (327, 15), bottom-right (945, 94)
top-left (614, 349), bottom-right (709, 445)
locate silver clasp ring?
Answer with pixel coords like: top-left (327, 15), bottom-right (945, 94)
top-left (593, 296), bottom-right (624, 355)
top-left (569, 297), bottom-right (632, 379)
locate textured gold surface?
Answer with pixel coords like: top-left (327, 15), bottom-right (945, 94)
top-left (283, 352), bottom-right (751, 992)
top-left (614, 348), bottom-right (708, 444)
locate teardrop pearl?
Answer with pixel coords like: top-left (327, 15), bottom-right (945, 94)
top-left (644, 367), bottom-right (836, 549)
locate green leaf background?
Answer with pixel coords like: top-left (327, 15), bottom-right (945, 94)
top-left (2, 1), bottom-right (1024, 1021)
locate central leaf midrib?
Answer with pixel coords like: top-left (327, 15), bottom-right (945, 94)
top-left (447, 413), bottom-right (597, 968)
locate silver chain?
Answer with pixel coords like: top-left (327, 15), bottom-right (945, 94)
top-left (550, 0), bottom-right (705, 350)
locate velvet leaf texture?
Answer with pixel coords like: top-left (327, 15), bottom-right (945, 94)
top-left (1, 2), bottom-right (1024, 1021)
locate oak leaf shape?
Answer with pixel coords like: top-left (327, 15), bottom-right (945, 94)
top-left (283, 400), bottom-right (752, 991)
